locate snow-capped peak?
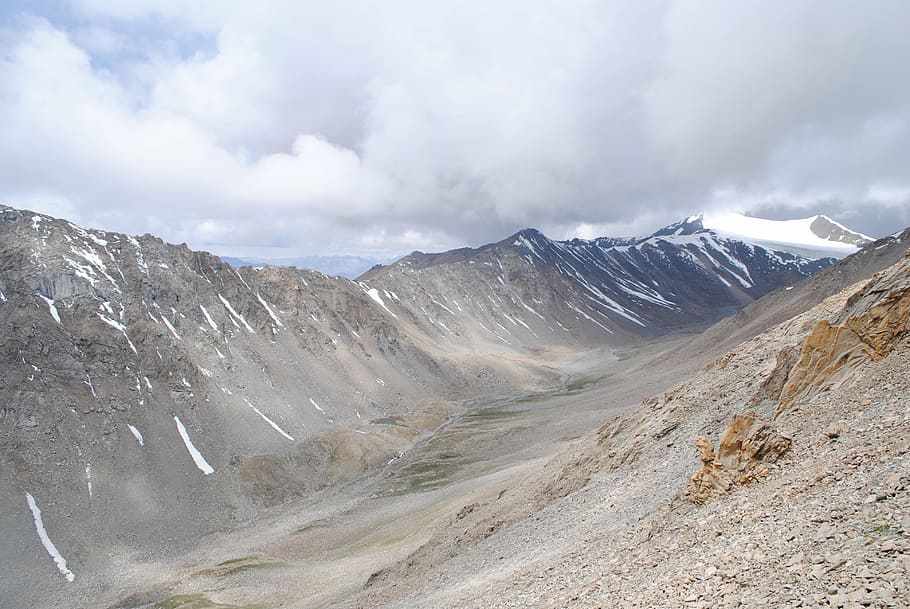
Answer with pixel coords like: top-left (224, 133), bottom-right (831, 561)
top-left (649, 214), bottom-right (706, 238)
top-left (701, 212), bottom-right (872, 259)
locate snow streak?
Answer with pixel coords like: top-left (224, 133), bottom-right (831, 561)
top-left (242, 398), bottom-right (294, 441)
top-left (38, 294), bottom-right (61, 324)
top-left (218, 294), bottom-right (256, 333)
top-left (173, 416), bottom-right (214, 475)
top-left (256, 293), bottom-right (284, 327)
top-left (26, 493), bottom-right (75, 582)
top-left (199, 305), bottom-right (218, 331)
top-left (128, 424), bottom-right (144, 446)
top-left (363, 286), bottom-right (398, 318)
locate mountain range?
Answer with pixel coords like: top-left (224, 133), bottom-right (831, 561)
top-left (1, 204), bottom-right (903, 609)
top-left (359, 212), bottom-right (868, 342)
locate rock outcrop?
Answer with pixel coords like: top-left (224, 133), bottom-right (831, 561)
top-left (687, 413), bottom-right (791, 504)
top-left (777, 251), bottom-right (910, 413)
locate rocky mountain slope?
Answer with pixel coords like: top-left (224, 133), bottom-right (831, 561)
top-left (342, 237), bottom-right (910, 609)
top-left (359, 219), bottom-right (834, 345)
top-left (0, 204), bottom-right (563, 606)
top-left (657, 226), bottom-right (910, 362)
top-left (0, 204), bottom-right (883, 608)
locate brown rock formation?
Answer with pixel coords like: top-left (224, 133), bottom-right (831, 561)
top-left (688, 412), bottom-right (791, 504)
top-left (777, 280), bottom-right (910, 414)
top-left (776, 319), bottom-right (873, 412)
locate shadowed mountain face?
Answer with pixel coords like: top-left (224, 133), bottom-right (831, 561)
top-left (359, 223), bottom-right (834, 345)
top-left (0, 204), bottom-right (865, 606)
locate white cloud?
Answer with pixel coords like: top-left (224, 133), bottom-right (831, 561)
top-left (0, 1), bottom-right (908, 256)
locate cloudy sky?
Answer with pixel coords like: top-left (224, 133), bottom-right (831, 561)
top-left (1, 1), bottom-right (908, 259)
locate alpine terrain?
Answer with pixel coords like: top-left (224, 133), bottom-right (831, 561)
top-left (1, 204), bottom-right (906, 609)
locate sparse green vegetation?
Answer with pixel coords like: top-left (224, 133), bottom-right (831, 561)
top-left (566, 375), bottom-right (598, 393)
top-left (153, 594), bottom-right (227, 609)
top-left (196, 554), bottom-right (286, 578)
top-left (380, 451), bottom-right (469, 495)
top-left (867, 521), bottom-right (898, 536)
top-left (371, 417), bottom-right (402, 426)
top-left (294, 519), bottom-right (331, 535)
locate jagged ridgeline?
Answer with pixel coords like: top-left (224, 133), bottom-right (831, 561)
top-left (0, 204), bottom-right (859, 605)
top-left (360, 223), bottom-right (836, 343)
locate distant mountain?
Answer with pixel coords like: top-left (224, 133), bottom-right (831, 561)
top-left (222, 254), bottom-right (397, 279)
top-left (359, 216), bottom-right (843, 343)
top-left (699, 212), bottom-right (873, 259)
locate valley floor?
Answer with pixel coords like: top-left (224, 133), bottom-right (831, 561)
top-left (84, 338), bottom-right (701, 609)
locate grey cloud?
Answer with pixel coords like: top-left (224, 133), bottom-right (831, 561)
top-left (0, 1), bottom-right (908, 256)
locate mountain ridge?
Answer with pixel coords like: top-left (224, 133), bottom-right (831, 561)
top-left (359, 216), bottom-right (838, 344)
top-left (362, 212), bottom-right (870, 280)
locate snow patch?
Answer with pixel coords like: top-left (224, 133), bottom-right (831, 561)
top-left (363, 286), bottom-right (398, 318)
top-left (84, 374), bottom-right (99, 399)
top-left (218, 294), bottom-right (256, 333)
top-left (173, 416), bottom-right (214, 475)
top-left (26, 493), bottom-right (75, 582)
top-left (199, 305), bottom-right (218, 331)
top-left (128, 424), bottom-right (144, 446)
top-left (242, 398), bottom-right (294, 441)
top-left (702, 212), bottom-right (863, 258)
top-left (38, 295), bottom-right (61, 324)
top-left (256, 293), bottom-right (284, 327)
top-left (127, 236), bottom-right (149, 276)
top-left (161, 315), bottom-right (181, 340)
top-left (97, 313), bottom-right (138, 354)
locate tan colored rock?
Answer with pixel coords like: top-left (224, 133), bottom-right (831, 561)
top-left (776, 319), bottom-right (872, 413)
top-left (844, 285), bottom-right (910, 357)
top-left (688, 412), bottom-right (791, 504)
top-left (824, 422), bottom-right (845, 439)
top-left (777, 274), bottom-right (910, 414)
